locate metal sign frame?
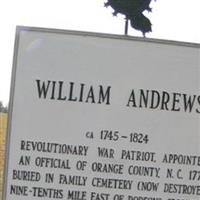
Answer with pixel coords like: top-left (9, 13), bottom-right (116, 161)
top-left (3, 26), bottom-right (200, 200)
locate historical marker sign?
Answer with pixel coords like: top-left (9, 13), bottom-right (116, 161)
top-left (3, 26), bottom-right (200, 200)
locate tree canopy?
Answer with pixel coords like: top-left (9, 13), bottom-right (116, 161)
top-left (0, 101), bottom-right (8, 113)
top-left (104, 0), bottom-right (156, 37)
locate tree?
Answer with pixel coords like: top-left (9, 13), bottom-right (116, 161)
top-left (0, 101), bottom-right (3, 112)
top-left (0, 101), bottom-right (8, 113)
top-left (104, 0), bottom-right (156, 37)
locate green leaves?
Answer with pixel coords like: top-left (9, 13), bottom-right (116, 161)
top-left (104, 0), bottom-right (155, 36)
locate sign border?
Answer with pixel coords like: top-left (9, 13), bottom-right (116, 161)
top-left (2, 25), bottom-right (200, 200)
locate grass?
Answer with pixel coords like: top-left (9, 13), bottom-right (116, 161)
top-left (0, 112), bottom-right (7, 195)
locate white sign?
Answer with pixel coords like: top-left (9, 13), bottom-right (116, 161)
top-left (3, 26), bottom-right (200, 200)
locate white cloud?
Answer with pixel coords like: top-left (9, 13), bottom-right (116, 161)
top-left (0, 0), bottom-right (200, 103)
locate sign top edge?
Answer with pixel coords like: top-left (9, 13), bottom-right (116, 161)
top-left (16, 25), bottom-right (200, 49)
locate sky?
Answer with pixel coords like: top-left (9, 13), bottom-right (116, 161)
top-left (0, 0), bottom-right (200, 105)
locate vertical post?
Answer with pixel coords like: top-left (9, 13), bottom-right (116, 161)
top-left (125, 18), bottom-right (129, 35)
